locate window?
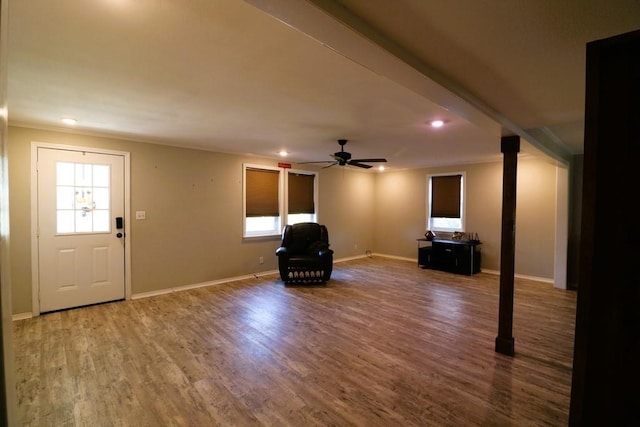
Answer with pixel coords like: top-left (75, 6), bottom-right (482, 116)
top-left (244, 166), bottom-right (281, 237)
top-left (287, 171), bottom-right (317, 225)
top-left (427, 173), bottom-right (465, 232)
top-left (243, 165), bottom-right (317, 237)
top-left (56, 161), bottom-right (111, 234)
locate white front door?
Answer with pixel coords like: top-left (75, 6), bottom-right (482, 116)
top-left (37, 147), bottom-right (125, 312)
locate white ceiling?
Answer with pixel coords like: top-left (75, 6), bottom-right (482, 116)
top-left (8, 0), bottom-right (640, 170)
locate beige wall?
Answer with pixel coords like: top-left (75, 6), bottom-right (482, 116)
top-left (8, 125), bottom-right (558, 315)
top-left (513, 159), bottom-right (558, 278)
top-left (8, 126), bottom-right (375, 314)
top-left (373, 168), bottom-right (427, 257)
top-left (319, 168), bottom-right (375, 256)
top-left (374, 159), bottom-right (559, 279)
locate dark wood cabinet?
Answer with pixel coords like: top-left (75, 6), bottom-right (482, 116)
top-left (418, 239), bottom-right (481, 275)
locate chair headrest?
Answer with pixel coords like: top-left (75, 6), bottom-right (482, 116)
top-left (291, 222), bottom-right (322, 239)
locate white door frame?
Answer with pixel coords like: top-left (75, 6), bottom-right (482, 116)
top-left (30, 141), bottom-right (132, 316)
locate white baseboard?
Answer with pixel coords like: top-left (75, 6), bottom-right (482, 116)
top-left (131, 255), bottom-right (375, 300)
top-left (372, 254), bottom-right (554, 284)
top-left (514, 272), bottom-right (554, 284)
top-left (372, 253), bottom-right (416, 263)
top-left (459, 267), bottom-right (553, 284)
top-left (12, 312), bottom-right (34, 321)
top-left (15, 257), bottom-right (556, 319)
top-left (334, 254), bottom-right (368, 263)
top-left (131, 269), bottom-right (280, 300)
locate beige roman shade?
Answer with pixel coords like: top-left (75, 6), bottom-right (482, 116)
top-left (288, 173), bottom-right (315, 214)
top-left (431, 175), bottom-right (462, 218)
top-left (246, 168), bottom-right (279, 217)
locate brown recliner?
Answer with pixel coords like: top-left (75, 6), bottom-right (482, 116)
top-left (275, 222), bottom-right (333, 284)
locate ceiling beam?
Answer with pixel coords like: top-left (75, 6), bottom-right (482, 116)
top-left (245, 0), bottom-right (572, 166)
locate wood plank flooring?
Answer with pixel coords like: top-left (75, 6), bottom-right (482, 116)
top-left (14, 257), bottom-right (577, 426)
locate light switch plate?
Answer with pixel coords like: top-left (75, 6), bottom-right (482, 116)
top-left (136, 211), bottom-right (146, 220)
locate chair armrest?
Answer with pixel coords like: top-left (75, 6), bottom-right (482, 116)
top-left (318, 249), bottom-right (334, 257)
top-left (275, 247), bottom-right (289, 257)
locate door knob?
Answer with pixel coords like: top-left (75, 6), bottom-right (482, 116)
top-left (116, 233), bottom-right (123, 238)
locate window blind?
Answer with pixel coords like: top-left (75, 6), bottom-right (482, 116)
top-left (431, 175), bottom-right (462, 218)
top-left (246, 168), bottom-right (279, 217)
top-left (288, 173), bottom-right (315, 214)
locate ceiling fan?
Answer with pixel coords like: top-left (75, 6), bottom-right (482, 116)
top-left (301, 139), bottom-right (388, 169)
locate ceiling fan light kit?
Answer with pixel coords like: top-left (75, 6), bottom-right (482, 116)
top-left (300, 139), bottom-right (388, 169)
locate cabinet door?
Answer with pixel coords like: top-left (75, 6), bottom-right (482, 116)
top-left (419, 247), bottom-right (434, 267)
top-left (453, 245), bottom-right (471, 275)
top-left (431, 243), bottom-right (455, 271)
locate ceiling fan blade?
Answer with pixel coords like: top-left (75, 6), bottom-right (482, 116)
top-left (348, 161), bottom-right (373, 169)
top-left (322, 162), bottom-right (338, 169)
top-left (298, 161), bottom-right (334, 164)
top-left (350, 158), bottom-right (387, 163)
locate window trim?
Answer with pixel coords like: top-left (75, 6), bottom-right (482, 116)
top-left (242, 165), bottom-right (319, 238)
top-left (427, 172), bottom-right (466, 233)
top-left (285, 168), bottom-right (318, 224)
top-left (243, 163), bottom-right (283, 238)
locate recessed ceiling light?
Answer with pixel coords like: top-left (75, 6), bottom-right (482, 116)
top-left (378, 165), bottom-right (385, 171)
top-left (431, 120), bottom-right (444, 128)
top-left (279, 150), bottom-right (288, 157)
top-left (61, 118), bottom-right (78, 125)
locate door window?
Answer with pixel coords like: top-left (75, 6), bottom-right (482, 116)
top-left (56, 162), bottom-right (111, 233)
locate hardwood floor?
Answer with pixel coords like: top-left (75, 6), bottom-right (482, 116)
top-left (14, 257), bottom-right (576, 426)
